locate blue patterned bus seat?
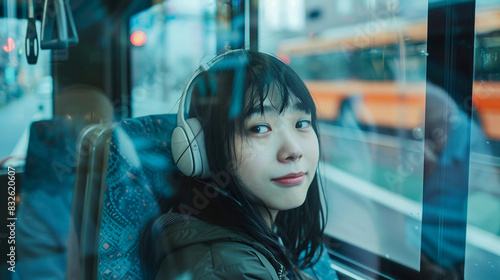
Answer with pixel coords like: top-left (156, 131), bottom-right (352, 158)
top-left (98, 114), bottom-right (177, 280)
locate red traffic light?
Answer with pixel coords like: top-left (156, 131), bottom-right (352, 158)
top-left (3, 38), bottom-right (15, 52)
top-left (130, 31), bottom-right (147, 47)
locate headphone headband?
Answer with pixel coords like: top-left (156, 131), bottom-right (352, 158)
top-left (177, 49), bottom-right (248, 126)
top-left (176, 66), bottom-right (204, 128)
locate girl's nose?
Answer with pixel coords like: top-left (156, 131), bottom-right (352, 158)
top-left (277, 136), bottom-right (303, 163)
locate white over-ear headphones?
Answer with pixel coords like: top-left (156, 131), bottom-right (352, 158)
top-left (171, 65), bottom-right (210, 178)
top-left (171, 49), bottom-right (247, 179)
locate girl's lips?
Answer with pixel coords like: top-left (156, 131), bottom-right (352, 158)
top-left (271, 172), bottom-right (305, 185)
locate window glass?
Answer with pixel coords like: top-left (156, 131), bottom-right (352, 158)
top-left (0, 18), bottom-right (51, 166)
top-left (289, 53), bottom-right (351, 80)
top-left (259, 0), bottom-right (427, 273)
top-left (465, 1), bottom-right (500, 278)
top-left (131, 0), bottom-right (216, 117)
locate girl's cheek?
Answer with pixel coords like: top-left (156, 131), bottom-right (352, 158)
top-left (236, 140), bottom-right (261, 164)
top-left (307, 135), bottom-right (320, 162)
top-left (251, 139), bottom-right (269, 154)
top-left (244, 135), bottom-right (270, 152)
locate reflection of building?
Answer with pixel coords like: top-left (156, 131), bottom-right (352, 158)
top-left (259, 0), bottom-right (407, 48)
top-left (305, 0), bottom-right (401, 33)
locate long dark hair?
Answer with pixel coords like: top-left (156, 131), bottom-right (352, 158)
top-left (174, 50), bottom-right (326, 272)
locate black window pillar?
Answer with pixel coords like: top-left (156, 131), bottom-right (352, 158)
top-left (421, 0), bottom-right (476, 278)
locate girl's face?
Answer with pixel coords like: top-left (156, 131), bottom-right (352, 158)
top-left (233, 86), bottom-right (319, 219)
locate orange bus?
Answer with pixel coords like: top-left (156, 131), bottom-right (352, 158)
top-left (277, 8), bottom-right (500, 140)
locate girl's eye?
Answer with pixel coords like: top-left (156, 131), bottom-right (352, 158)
top-left (296, 120), bottom-right (311, 129)
top-left (250, 124), bottom-right (271, 134)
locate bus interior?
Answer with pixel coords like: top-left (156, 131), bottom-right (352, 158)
top-left (0, 0), bottom-right (499, 279)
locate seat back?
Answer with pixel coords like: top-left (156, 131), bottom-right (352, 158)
top-left (16, 118), bottom-right (80, 279)
top-left (67, 123), bottom-right (116, 280)
top-left (82, 123), bottom-right (116, 279)
top-left (97, 114), bottom-right (178, 279)
top-left (67, 124), bottom-right (103, 271)
top-left (67, 124), bottom-right (100, 280)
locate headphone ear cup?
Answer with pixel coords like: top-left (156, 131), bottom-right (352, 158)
top-left (171, 126), bottom-right (196, 177)
top-left (171, 118), bottom-right (210, 178)
top-left (185, 118), bottom-right (210, 179)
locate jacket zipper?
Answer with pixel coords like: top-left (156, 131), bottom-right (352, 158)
top-left (278, 263), bottom-right (285, 279)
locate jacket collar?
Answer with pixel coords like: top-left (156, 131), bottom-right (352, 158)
top-left (151, 212), bottom-right (287, 279)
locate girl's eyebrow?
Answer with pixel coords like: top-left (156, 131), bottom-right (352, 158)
top-left (246, 105), bottom-right (275, 117)
top-left (293, 102), bottom-right (310, 113)
top-left (246, 102), bottom-right (309, 118)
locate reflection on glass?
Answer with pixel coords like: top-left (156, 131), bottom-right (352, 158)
top-left (130, 0), bottom-right (216, 117)
top-left (0, 18), bottom-right (51, 163)
top-left (260, 0), bottom-right (427, 272)
top-left (465, 2), bottom-right (500, 279)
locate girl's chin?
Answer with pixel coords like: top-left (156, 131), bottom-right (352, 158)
top-left (272, 200), bottom-right (307, 212)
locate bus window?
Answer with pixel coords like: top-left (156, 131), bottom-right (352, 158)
top-left (351, 48), bottom-right (396, 80)
top-left (392, 43), bottom-right (427, 82)
top-left (0, 17), bottom-right (51, 167)
top-left (289, 52), bottom-right (351, 80)
top-left (477, 36), bottom-right (500, 81)
top-left (260, 0), bottom-right (500, 279)
top-left (465, 1), bottom-right (500, 278)
top-left (130, 0), bottom-right (216, 117)
top-left (260, 0), bottom-right (428, 276)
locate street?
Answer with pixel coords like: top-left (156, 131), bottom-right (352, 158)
top-left (0, 92), bottom-right (49, 159)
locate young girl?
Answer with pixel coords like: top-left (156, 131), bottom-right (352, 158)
top-left (143, 50), bottom-right (330, 279)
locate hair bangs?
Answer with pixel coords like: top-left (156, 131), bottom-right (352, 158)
top-left (238, 54), bottom-right (317, 124)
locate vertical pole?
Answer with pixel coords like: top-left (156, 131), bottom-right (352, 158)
top-left (421, 0), bottom-right (476, 278)
top-left (216, 0), bottom-right (245, 54)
